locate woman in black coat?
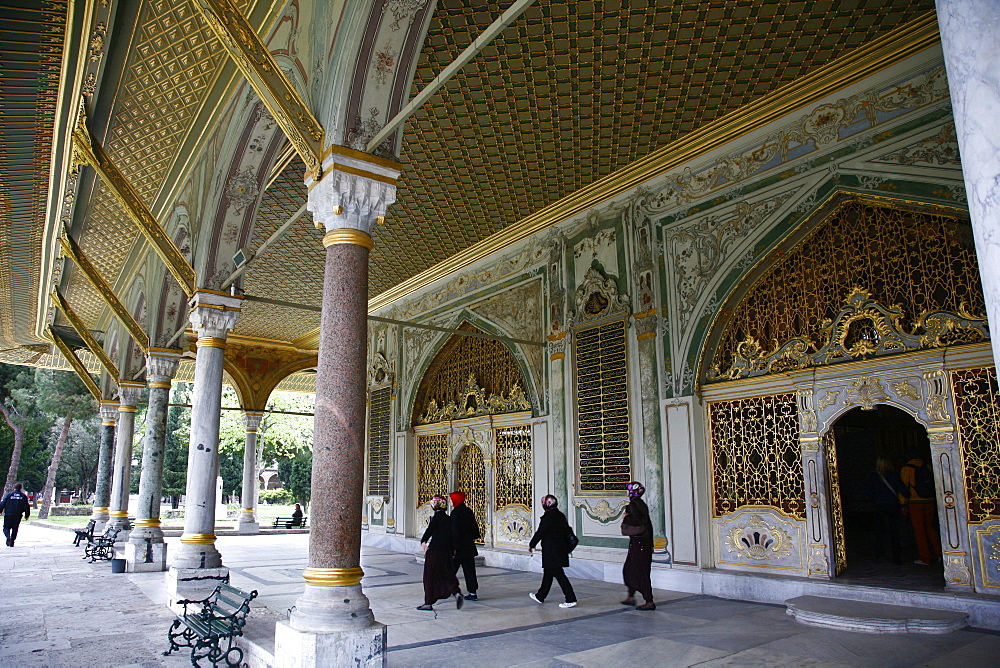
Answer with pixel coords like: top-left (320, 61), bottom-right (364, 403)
top-left (528, 495), bottom-right (577, 607)
top-left (621, 481), bottom-right (655, 610)
top-left (418, 495), bottom-right (464, 611)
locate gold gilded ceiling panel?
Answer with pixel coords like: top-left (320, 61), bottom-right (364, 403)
top-left (368, 0), bottom-right (934, 299)
top-left (234, 300), bottom-right (319, 342)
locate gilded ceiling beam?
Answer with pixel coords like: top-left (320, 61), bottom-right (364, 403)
top-left (191, 0), bottom-right (324, 176)
top-left (71, 104), bottom-right (196, 297)
top-left (58, 232), bottom-right (149, 353)
top-left (51, 289), bottom-right (120, 384)
top-left (47, 325), bottom-right (102, 402)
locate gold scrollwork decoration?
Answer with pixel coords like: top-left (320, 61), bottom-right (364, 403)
top-left (724, 514), bottom-right (794, 561)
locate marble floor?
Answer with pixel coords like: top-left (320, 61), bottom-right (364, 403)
top-left (4, 524), bottom-right (1000, 667)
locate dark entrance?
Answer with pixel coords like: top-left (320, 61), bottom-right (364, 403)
top-left (828, 405), bottom-right (945, 590)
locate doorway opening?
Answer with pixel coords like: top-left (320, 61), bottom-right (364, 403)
top-left (828, 405), bottom-right (945, 590)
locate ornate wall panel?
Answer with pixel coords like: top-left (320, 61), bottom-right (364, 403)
top-left (457, 444), bottom-right (487, 545)
top-left (573, 318), bottom-right (632, 493)
top-left (710, 200), bottom-right (985, 380)
top-left (495, 424), bottom-right (532, 511)
top-left (416, 434), bottom-right (448, 507)
top-left (709, 393), bottom-right (804, 519)
top-left (952, 366), bottom-right (1000, 523)
top-left (715, 509), bottom-right (806, 573)
top-left (366, 386), bottom-right (391, 498)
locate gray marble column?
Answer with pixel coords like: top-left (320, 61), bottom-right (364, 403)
top-left (125, 348), bottom-right (181, 572)
top-left (90, 399), bottom-right (119, 531)
top-left (547, 336), bottom-right (568, 509)
top-left (632, 312), bottom-right (665, 536)
top-left (276, 150), bottom-right (398, 667)
top-left (108, 382), bottom-right (144, 540)
top-left (166, 291), bottom-right (240, 604)
top-left (936, 0), bottom-right (1000, 366)
top-left (237, 410), bottom-right (265, 534)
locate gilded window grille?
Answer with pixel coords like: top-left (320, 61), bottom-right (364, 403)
top-left (417, 434), bottom-right (449, 507)
top-left (412, 322), bottom-right (528, 426)
top-left (457, 444), bottom-right (488, 545)
top-left (495, 424), bottom-right (532, 510)
top-left (952, 366), bottom-right (1000, 523)
top-left (366, 386), bottom-right (391, 497)
top-left (825, 430), bottom-right (847, 575)
top-left (712, 200), bottom-right (985, 377)
top-left (573, 318), bottom-right (632, 493)
top-left (709, 393), bottom-right (805, 519)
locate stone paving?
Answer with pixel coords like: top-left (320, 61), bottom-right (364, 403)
top-left (3, 524), bottom-right (1000, 667)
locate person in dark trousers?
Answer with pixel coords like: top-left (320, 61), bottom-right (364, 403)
top-left (289, 503), bottom-right (304, 528)
top-left (620, 481), bottom-right (656, 610)
top-left (418, 495), bottom-right (464, 611)
top-left (901, 451), bottom-right (942, 566)
top-left (449, 491), bottom-right (480, 600)
top-left (528, 494), bottom-right (577, 608)
top-left (865, 457), bottom-right (908, 564)
top-left (1, 483), bottom-right (31, 547)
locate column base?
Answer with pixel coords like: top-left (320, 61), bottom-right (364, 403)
top-left (166, 566), bottom-right (230, 609)
top-left (274, 619), bottom-right (386, 668)
top-left (122, 538), bottom-right (167, 572)
top-left (235, 520), bottom-right (260, 535)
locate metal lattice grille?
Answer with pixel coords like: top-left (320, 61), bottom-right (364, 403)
top-left (574, 318), bottom-right (632, 493)
top-left (952, 366), bottom-right (1000, 523)
top-left (457, 444), bottom-right (487, 545)
top-left (709, 394), bottom-right (804, 519)
top-left (826, 430), bottom-right (847, 575)
top-left (495, 425), bottom-right (532, 510)
top-left (713, 201), bottom-right (984, 377)
top-left (417, 434), bottom-right (449, 507)
top-left (366, 387), bottom-right (391, 497)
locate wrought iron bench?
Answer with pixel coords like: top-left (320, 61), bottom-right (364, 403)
top-left (73, 519), bottom-right (96, 547)
top-left (271, 516), bottom-right (307, 528)
top-left (83, 525), bottom-right (120, 562)
top-left (164, 583), bottom-right (258, 667)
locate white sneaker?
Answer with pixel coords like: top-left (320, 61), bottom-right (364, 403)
top-left (529, 592), bottom-right (542, 604)
top-left (559, 601), bottom-right (577, 608)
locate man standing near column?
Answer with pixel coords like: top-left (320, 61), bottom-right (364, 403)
top-left (108, 382), bottom-right (144, 541)
top-left (274, 148), bottom-right (400, 666)
top-left (90, 399), bottom-right (118, 532)
top-left (167, 290), bottom-right (240, 604)
top-left (237, 410), bottom-right (265, 534)
top-left (125, 348), bottom-right (181, 572)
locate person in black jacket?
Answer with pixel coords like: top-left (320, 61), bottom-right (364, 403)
top-left (418, 495), bottom-right (464, 611)
top-left (1, 483), bottom-right (31, 547)
top-left (449, 491), bottom-right (481, 600)
top-left (620, 481), bottom-right (656, 610)
top-left (528, 494), bottom-right (577, 608)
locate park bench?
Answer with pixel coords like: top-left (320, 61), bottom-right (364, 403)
top-left (164, 582), bottom-right (258, 667)
top-left (83, 525), bottom-right (120, 562)
top-left (271, 516), bottom-right (307, 528)
top-left (73, 519), bottom-right (96, 547)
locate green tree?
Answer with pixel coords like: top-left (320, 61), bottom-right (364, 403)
top-left (55, 415), bottom-right (101, 500)
top-left (278, 450), bottom-right (312, 507)
top-left (35, 369), bottom-right (97, 518)
top-left (0, 363), bottom-right (49, 494)
top-left (163, 383), bottom-right (191, 507)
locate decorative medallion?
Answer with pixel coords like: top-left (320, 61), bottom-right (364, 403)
top-left (724, 514), bottom-right (793, 561)
top-left (574, 498), bottom-right (628, 524)
top-left (573, 267), bottom-right (629, 325)
top-left (844, 376), bottom-right (888, 410)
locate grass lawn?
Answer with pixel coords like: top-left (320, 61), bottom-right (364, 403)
top-left (33, 515), bottom-right (90, 527)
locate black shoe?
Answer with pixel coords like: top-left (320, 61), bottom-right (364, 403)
top-left (465, 593), bottom-right (478, 601)
top-left (416, 604), bottom-right (434, 611)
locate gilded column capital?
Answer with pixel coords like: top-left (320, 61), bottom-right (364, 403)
top-left (188, 290), bottom-right (241, 339)
top-left (99, 400), bottom-right (120, 425)
top-left (117, 381), bottom-right (145, 409)
top-left (146, 348), bottom-right (182, 386)
top-left (631, 312), bottom-right (658, 341)
top-left (307, 148), bottom-right (401, 239)
top-left (243, 410), bottom-right (265, 432)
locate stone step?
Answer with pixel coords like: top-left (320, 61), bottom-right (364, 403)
top-left (785, 595), bottom-right (968, 634)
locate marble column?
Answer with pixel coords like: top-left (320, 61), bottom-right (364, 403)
top-left (936, 0), bottom-right (1000, 367)
top-left (236, 410), bottom-right (265, 534)
top-left (547, 335), bottom-right (568, 510)
top-left (275, 149), bottom-right (399, 667)
top-left (108, 382), bottom-right (144, 541)
top-left (124, 348), bottom-right (181, 572)
top-left (90, 399), bottom-right (119, 532)
top-left (166, 290), bottom-right (240, 604)
top-left (632, 311), bottom-right (666, 536)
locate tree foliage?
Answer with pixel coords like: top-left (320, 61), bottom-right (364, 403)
top-left (0, 362), bottom-right (50, 493)
top-left (277, 450), bottom-right (312, 506)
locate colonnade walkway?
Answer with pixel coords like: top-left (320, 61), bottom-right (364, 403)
top-left (4, 525), bottom-right (1000, 667)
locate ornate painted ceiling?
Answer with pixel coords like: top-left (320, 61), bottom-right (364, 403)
top-left (0, 0), bottom-right (937, 377)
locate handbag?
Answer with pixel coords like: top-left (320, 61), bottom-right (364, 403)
top-left (621, 521), bottom-right (646, 536)
top-left (566, 526), bottom-right (579, 553)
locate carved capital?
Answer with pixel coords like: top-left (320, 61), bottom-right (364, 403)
top-left (243, 410), bottom-right (265, 432)
top-left (117, 381), bottom-right (145, 408)
top-left (99, 400), bottom-right (120, 424)
top-left (632, 312), bottom-right (658, 340)
top-left (188, 291), bottom-right (241, 338)
top-left (146, 348), bottom-right (182, 384)
top-left (308, 154), bottom-right (400, 237)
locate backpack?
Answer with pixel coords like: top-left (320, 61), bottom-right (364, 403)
top-left (566, 526), bottom-right (579, 553)
top-left (906, 463), bottom-right (935, 499)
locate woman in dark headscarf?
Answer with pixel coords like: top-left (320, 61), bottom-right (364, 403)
top-left (528, 494), bottom-right (577, 608)
top-left (620, 481), bottom-right (655, 610)
top-left (417, 495), bottom-right (464, 611)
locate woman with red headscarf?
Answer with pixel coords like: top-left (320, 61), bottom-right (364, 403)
top-left (449, 490), bottom-right (481, 600)
top-left (417, 495), bottom-right (464, 611)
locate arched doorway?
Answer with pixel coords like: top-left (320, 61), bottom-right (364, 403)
top-left (827, 405), bottom-right (944, 588)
